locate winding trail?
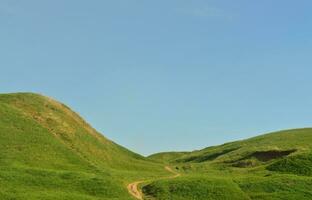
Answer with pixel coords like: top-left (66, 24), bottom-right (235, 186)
top-left (127, 166), bottom-right (181, 200)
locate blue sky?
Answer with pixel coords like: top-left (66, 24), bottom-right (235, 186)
top-left (1, 0), bottom-right (312, 155)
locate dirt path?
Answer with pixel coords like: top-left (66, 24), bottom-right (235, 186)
top-left (127, 180), bottom-right (145, 200)
top-left (127, 166), bottom-right (180, 200)
top-left (164, 166), bottom-right (180, 178)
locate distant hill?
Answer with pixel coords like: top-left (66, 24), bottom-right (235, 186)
top-left (0, 93), bottom-right (166, 200)
top-left (149, 128), bottom-right (312, 167)
top-left (146, 128), bottom-right (312, 200)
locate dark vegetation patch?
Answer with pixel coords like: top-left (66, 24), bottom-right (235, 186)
top-left (177, 147), bottom-right (239, 163)
top-left (267, 154), bottom-right (312, 176)
top-left (250, 149), bottom-right (296, 162)
top-left (231, 149), bottom-right (296, 168)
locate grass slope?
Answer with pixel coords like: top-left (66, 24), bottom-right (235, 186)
top-left (0, 93), bottom-right (168, 200)
top-left (2, 92), bottom-right (312, 200)
top-left (145, 129), bottom-right (312, 200)
top-left (143, 176), bottom-right (249, 200)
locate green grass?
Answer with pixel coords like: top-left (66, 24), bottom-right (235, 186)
top-left (149, 152), bottom-right (188, 163)
top-left (150, 128), bottom-right (312, 165)
top-left (0, 166), bottom-right (127, 200)
top-left (2, 92), bottom-right (312, 200)
top-left (143, 175), bottom-right (249, 200)
top-left (267, 153), bottom-right (312, 176)
top-left (236, 175), bottom-right (312, 200)
top-left (0, 93), bottom-right (169, 200)
top-left (145, 129), bottom-right (312, 199)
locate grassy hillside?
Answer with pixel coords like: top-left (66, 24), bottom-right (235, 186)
top-left (2, 92), bottom-right (312, 200)
top-left (150, 128), bottom-right (312, 164)
top-left (148, 152), bottom-right (188, 163)
top-left (145, 129), bottom-right (312, 200)
top-left (0, 93), bottom-right (168, 200)
top-left (143, 175), bottom-right (250, 200)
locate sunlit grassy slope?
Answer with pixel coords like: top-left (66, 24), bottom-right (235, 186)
top-left (2, 93), bottom-right (312, 200)
top-left (0, 93), bottom-right (168, 200)
top-left (146, 129), bottom-right (312, 200)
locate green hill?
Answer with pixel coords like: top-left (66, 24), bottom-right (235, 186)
top-left (2, 92), bottom-right (312, 200)
top-left (145, 129), bottom-right (312, 200)
top-left (0, 93), bottom-right (167, 200)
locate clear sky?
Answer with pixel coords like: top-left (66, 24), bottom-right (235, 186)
top-left (1, 1), bottom-right (312, 155)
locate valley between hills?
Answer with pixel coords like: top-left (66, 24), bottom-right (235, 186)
top-left (1, 93), bottom-right (312, 200)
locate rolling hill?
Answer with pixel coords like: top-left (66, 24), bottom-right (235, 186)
top-left (146, 129), bottom-right (312, 200)
top-left (0, 93), bottom-right (168, 200)
top-left (1, 92), bottom-right (312, 200)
